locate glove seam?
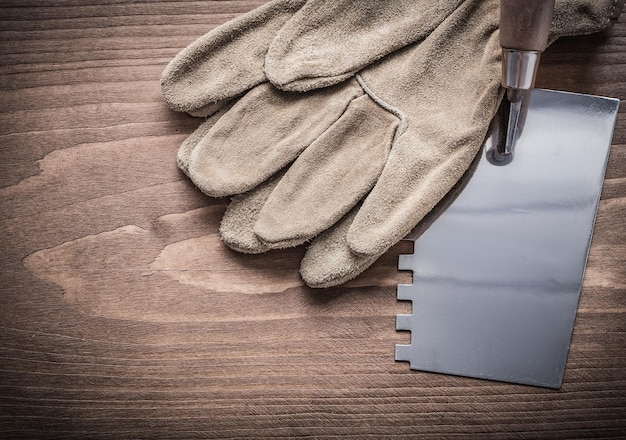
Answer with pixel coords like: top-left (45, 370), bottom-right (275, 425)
top-left (355, 74), bottom-right (407, 142)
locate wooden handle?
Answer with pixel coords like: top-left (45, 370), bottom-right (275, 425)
top-left (500, 0), bottom-right (555, 52)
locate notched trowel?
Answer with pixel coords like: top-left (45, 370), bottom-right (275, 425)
top-left (395, 0), bottom-right (620, 388)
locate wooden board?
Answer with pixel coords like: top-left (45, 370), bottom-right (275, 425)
top-left (1, 1), bottom-right (624, 438)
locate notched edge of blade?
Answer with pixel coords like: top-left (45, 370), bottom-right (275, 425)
top-left (395, 272), bottom-right (414, 363)
top-left (395, 344), bottom-right (412, 363)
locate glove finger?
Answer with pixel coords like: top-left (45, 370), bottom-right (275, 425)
top-left (220, 171), bottom-right (305, 253)
top-left (348, 132), bottom-right (487, 257)
top-left (187, 80), bottom-right (363, 198)
top-left (161, 0), bottom-right (306, 114)
top-left (177, 103), bottom-right (235, 176)
top-left (299, 206), bottom-right (380, 288)
top-left (266, 0), bottom-right (464, 92)
top-left (254, 93), bottom-right (400, 245)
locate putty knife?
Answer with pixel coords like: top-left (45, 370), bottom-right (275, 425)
top-left (394, 1), bottom-right (620, 388)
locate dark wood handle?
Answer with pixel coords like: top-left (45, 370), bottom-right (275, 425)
top-left (500, 0), bottom-right (555, 52)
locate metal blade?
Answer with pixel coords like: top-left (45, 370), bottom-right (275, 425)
top-left (396, 89), bottom-right (619, 388)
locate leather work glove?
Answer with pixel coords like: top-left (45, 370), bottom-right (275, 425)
top-left (163, 0), bottom-right (623, 288)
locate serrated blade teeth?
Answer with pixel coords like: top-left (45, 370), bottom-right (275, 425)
top-left (395, 344), bottom-right (412, 362)
top-left (397, 283), bottom-right (415, 301)
top-left (396, 313), bottom-right (413, 331)
top-left (398, 253), bottom-right (416, 271)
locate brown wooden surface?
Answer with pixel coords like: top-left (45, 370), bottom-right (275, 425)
top-left (1, 1), bottom-right (624, 438)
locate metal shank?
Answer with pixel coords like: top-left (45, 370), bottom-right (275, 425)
top-left (501, 49), bottom-right (541, 90)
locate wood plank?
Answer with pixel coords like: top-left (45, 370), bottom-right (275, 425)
top-left (1, 1), bottom-right (624, 438)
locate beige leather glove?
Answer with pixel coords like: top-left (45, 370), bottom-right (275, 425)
top-left (164, 0), bottom-right (622, 288)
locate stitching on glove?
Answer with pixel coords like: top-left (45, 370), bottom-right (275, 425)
top-left (355, 74), bottom-right (407, 142)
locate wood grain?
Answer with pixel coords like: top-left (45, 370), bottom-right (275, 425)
top-left (1, 1), bottom-right (624, 438)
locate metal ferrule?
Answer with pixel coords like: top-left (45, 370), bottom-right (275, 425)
top-left (501, 49), bottom-right (541, 90)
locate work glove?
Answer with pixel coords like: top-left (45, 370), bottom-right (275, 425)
top-left (163, 0), bottom-right (622, 288)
